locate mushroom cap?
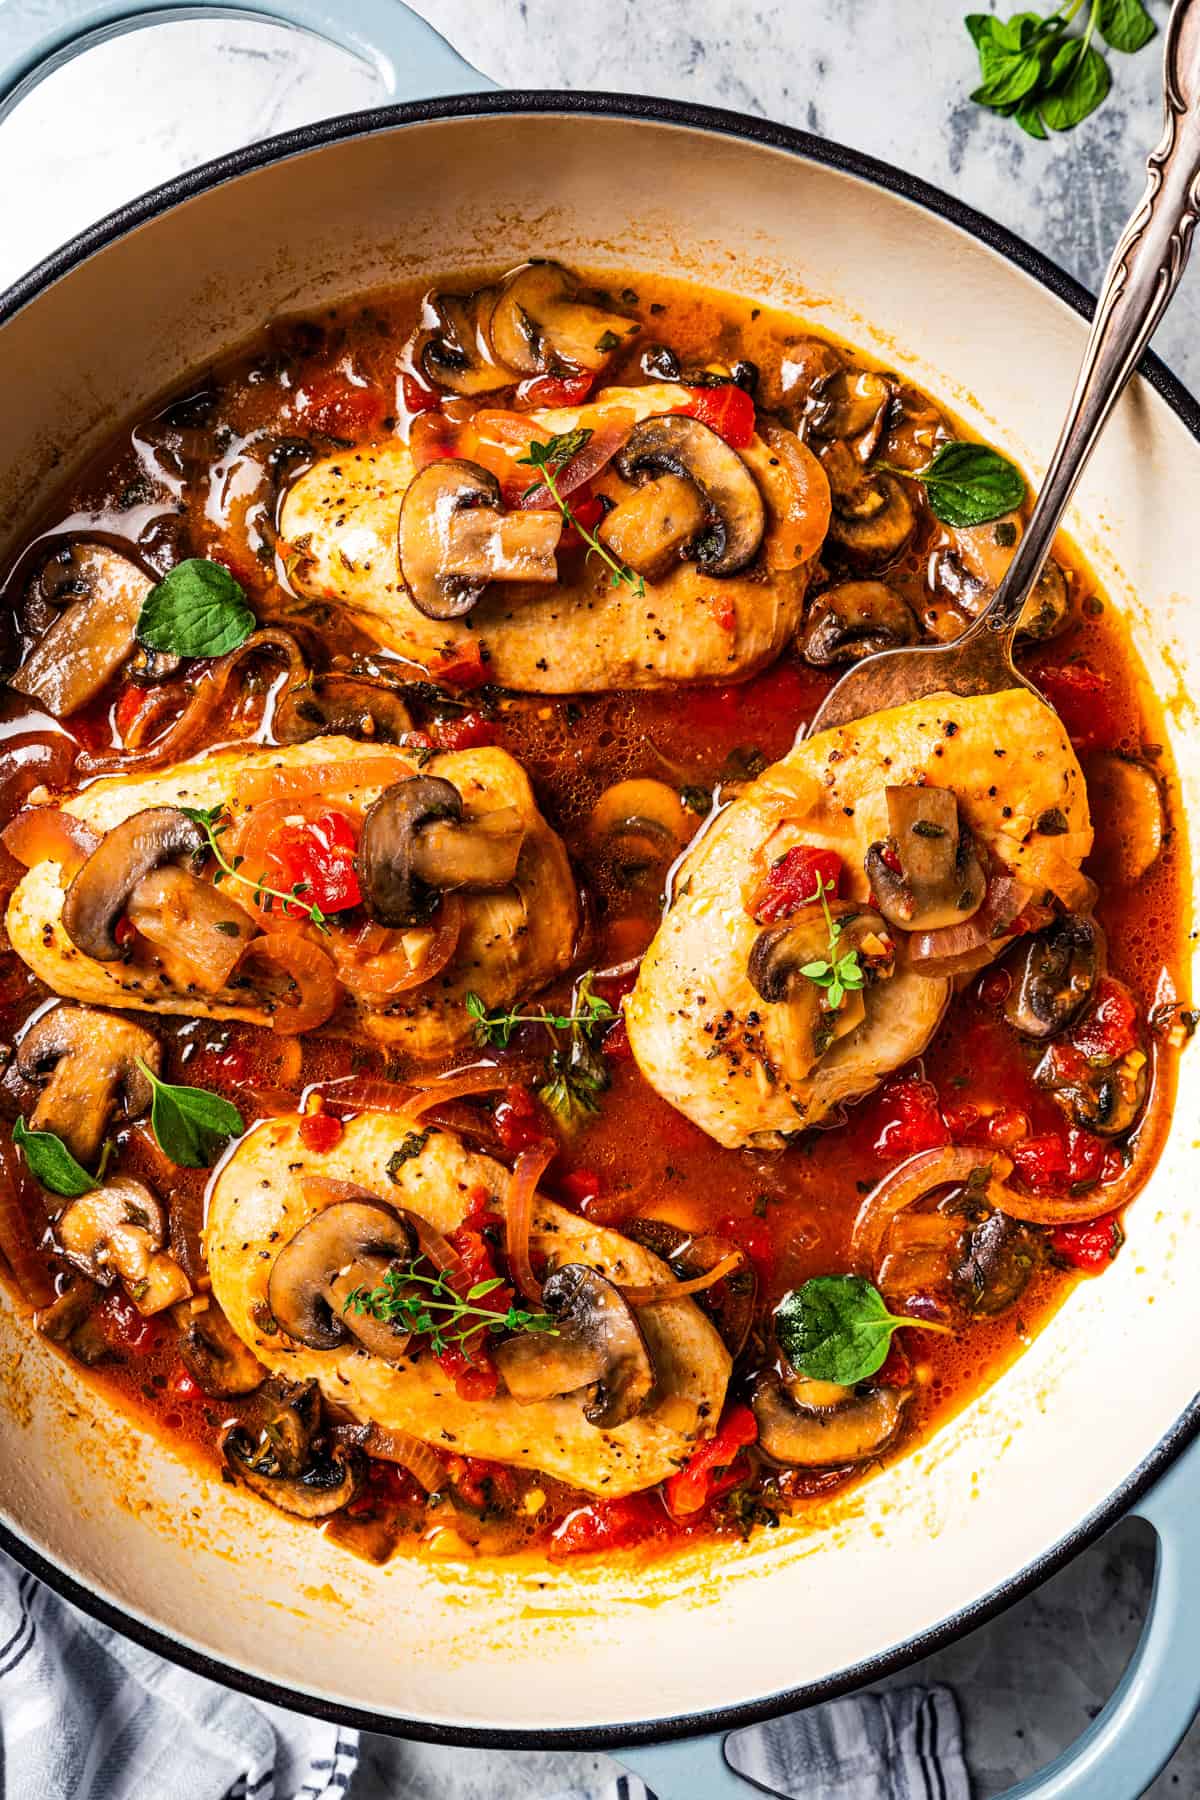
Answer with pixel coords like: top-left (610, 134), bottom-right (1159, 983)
top-left (267, 1197), bottom-right (418, 1358)
top-left (494, 1261), bottom-right (656, 1430)
top-left (1003, 913), bottom-right (1101, 1041)
top-left (752, 1370), bottom-right (909, 1467)
top-left (222, 1426), bottom-right (365, 1518)
top-left (420, 287), bottom-right (508, 397)
top-left (616, 414), bottom-right (765, 578)
top-left (17, 1003), bottom-right (161, 1169)
top-left (274, 673), bottom-right (414, 745)
top-left (827, 471), bottom-right (916, 570)
top-left (799, 581), bottom-right (918, 667)
top-left (487, 261), bottom-right (639, 376)
top-left (62, 806), bottom-right (205, 962)
top-left (865, 785), bottom-right (986, 933)
top-left (355, 774), bottom-right (463, 929)
top-left (952, 1211), bottom-right (1041, 1316)
top-left (180, 1300), bottom-right (266, 1395)
top-left (56, 1177), bottom-right (165, 1286)
top-left (398, 459), bottom-right (503, 621)
top-left (748, 901), bottom-right (893, 1005)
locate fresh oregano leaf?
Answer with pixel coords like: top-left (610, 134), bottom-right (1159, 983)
top-left (136, 1059), bottom-right (244, 1168)
top-left (775, 1275), bottom-right (948, 1385)
top-left (893, 441), bottom-right (1026, 528)
top-left (12, 1117), bottom-right (99, 1198)
top-left (1040, 40), bottom-right (1111, 130)
top-left (137, 558), bottom-right (255, 659)
top-left (1097, 0), bottom-right (1156, 54)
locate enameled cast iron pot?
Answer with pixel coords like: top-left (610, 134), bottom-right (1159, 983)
top-left (1, 7), bottom-right (1199, 1795)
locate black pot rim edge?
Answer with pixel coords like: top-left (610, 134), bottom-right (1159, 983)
top-left (1, 86), bottom-right (1198, 1753)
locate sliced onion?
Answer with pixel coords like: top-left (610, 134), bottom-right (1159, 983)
top-left (3, 806), bottom-right (100, 876)
top-left (759, 420), bottom-right (832, 565)
top-left (238, 755), bottom-right (407, 809)
top-left (404, 1065), bottom-right (513, 1120)
top-left (851, 1145), bottom-right (1009, 1271)
top-left (275, 1035), bottom-right (303, 1087)
top-left (907, 874), bottom-right (1032, 978)
top-left (317, 1076), bottom-right (419, 1116)
top-left (993, 833), bottom-right (1096, 912)
top-left (515, 417), bottom-right (633, 509)
top-left (619, 1249), bottom-right (744, 1306)
top-left (408, 1212), bottom-right (462, 1276)
top-left (302, 1174), bottom-right (375, 1206)
top-left (505, 1139), bottom-right (554, 1306)
top-left (364, 1425), bottom-right (445, 1493)
top-left (78, 629), bottom-right (308, 775)
top-left (235, 932), bottom-right (339, 1033)
top-left (335, 895), bottom-right (463, 1001)
top-left (0, 1139), bottom-right (54, 1312)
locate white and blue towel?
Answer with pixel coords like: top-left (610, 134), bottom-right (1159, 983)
top-left (0, 1546), bottom-right (966, 1799)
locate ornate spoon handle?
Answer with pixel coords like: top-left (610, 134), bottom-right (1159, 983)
top-left (988, 0), bottom-right (1200, 636)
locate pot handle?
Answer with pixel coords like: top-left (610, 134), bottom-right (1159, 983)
top-left (617, 1432), bottom-right (1200, 1800)
top-left (0, 0), bottom-right (494, 124)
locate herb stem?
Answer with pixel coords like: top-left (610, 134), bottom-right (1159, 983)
top-left (183, 806), bottom-right (330, 934)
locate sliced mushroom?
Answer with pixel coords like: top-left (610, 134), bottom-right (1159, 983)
top-left (756, 335), bottom-right (844, 414)
top-left (615, 415), bottom-right (765, 577)
top-left (1084, 754), bottom-right (1166, 886)
top-left (493, 1263), bottom-right (655, 1429)
top-left (807, 368), bottom-right (894, 456)
top-left (398, 459), bottom-right (562, 621)
top-left (35, 1275), bottom-right (100, 1345)
top-left (827, 471), bottom-right (916, 570)
top-left (799, 581), bottom-right (918, 666)
top-left (356, 775), bottom-right (524, 928)
top-left (180, 1300), bottom-right (266, 1395)
top-left (222, 1398), bottom-right (365, 1518)
top-left (268, 1198), bottom-right (418, 1360)
top-left (752, 1370), bottom-right (909, 1467)
top-left (866, 787), bottom-right (986, 932)
top-left (17, 1004), bottom-right (161, 1168)
top-left (596, 473), bottom-right (709, 581)
top-left (1003, 914), bottom-right (1101, 1041)
top-left (246, 1373), bottom-right (322, 1474)
top-left (126, 865), bottom-right (258, 994)
top-left (1034, 1041), bottom-right (1147, 1137)
top-left (274, 673), bottom-right (414, 745)
top-left (748, 900), bottom-right (895, 1064)
top-left (487, 262), bottom-right (639, 376)
top-left (588, 778), bottom-right (693, 881)
top-left (951, 1210), bottom-right (1041, 1316)
top-left (11, 545), bottom-right (152, 717)
top-left (932, 524), bottom-right (1072, 643)
top-left (62, 806), bottom-right (205, 962)
top-left (622, 1219), bottom-right (757, 1357)
top-left (419, 286), bottom-right (508, 397)
top-left (57, 1177), bottom-right (191, 1314)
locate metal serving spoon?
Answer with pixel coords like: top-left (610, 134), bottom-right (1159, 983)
top-left (807, 0), bottom-right (1200, 737)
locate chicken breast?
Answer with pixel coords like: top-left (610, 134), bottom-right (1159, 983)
top-left (6, 737), bottom-right (578, 1060)
top-left (627, 685), bottom-right (1091, 1148)
top-left (278, 386), bottom-right (828, 692)
top-left (207, 1111), bottom-right (731, 1496)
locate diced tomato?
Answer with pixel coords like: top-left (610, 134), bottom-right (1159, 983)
top-left (433, 710), bottom-right (498, 751)
top-left (264, 808), bottom-right (362, 915)
top-left (98, 1291), bottom-right (165, 1355)
top-left (448, 1454), bottom-right (519, 1511)
top-left (401, 372), bottom-right (442, 415)
top-left (167, 1364), bottom-right (202, 1404)
top-left (710, 596), bottom-right (737, 632)
top-left (557, 488), bottom-right (605, 553)
top-left (293, 371), bottom-right (384, 439)
top-left (430, 643), bottom-right (490, 690)
top-left (549, 1492), bottom-right (665, 1558)
top-left (679, 384), bottom-right (757, 449)
top-left (514, 372), bottom-right (595, 409)
top-left (436, 1200), bottom-right (511, 1402)
top-left (941, 1099), bottom-right (980, 1143)
top-left (494, 1084), bottom-right (546, 1155)
top-left (603, 1012), bottom-right (633, 1061)
top-left (872, 1075), bottom-right (950, 1161)
top-left (1010, 1132), bottom-right (1068, 1192)
top-left (1030, 661), bottom-right (1120, 752)
top-left (714, 1212), bottom-right (775, 1285)
top-left (558, 1169), bottom-right (601, 1211)
top-left (664, 1404), bottom-right (758, 1517)
top-left (299, 1111), bottom-right (344, 1154)
top-left (755, 845), bottom-right (844, 923)
top-left (1071, 976), bottom-right (1139, 1062)
top-left (1051, 1211), bottom-right (1124, 1273)
top-left (436, 1343), bottom-right (500, 1402)
top-left (115, 683), bottom-right (150, 742)
top-left (987, 1105), bottom-right (1031, 1149)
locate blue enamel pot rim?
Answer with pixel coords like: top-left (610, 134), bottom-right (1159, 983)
top-left (0, 87), bottom-right (1197, 1751)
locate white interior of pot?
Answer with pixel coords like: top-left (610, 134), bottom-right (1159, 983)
top-left (0, 112), bottom-right (1197, 1733)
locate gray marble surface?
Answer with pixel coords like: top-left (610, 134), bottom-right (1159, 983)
top-left (1, 3), bottom-right (1199, 1793)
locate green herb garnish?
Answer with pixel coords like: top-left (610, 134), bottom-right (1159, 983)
top-left (179, 803), bottom-right (330, 934)
top-left (387, 1132), bottom-right (430, 1178)
top-left (879, 441), bottom-right (1026, 528)
top-left (346, 1262), bottom-right (557, 1353)
top-left (137, 558), bottom-right (256, 659)
top-left (12, 1117), bottom-right (99, 1197)
top-left (965, 0), bottom-right (1153, 140)
top-left (799, 877), bottom-right (866, 1012)
top-left (467, 972), bottom-right (616, 1126)
top-left (776, 1274), bottom-right (951, 1386)
top-left (466, 972), bottom-right (615, 1051)
top-left (518, 430), bottom-right (644, 596)
top-left (136, 1059), bottom-right (244, 1169)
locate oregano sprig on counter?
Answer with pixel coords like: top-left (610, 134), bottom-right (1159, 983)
top-left (965, 0), bottom-right (1155, 140)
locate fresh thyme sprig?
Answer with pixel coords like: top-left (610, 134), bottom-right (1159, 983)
top-left (180, 804), bottom-right (330, 934)
top-left (518, 428), bottom-right (645, 597)
top-left (345, 1262), bottom-right (557, 1353)
top-left (798, 877), bottom-right (865, 1012)
top-left (466, 972), bottom-right (617, 1126)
